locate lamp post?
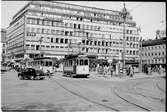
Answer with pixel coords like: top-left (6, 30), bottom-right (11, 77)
top-left (120, 3), bottom-right (129, 75)
top-left (139, 36), bottom-right (143, 72)
top-left (39, 37), bottom-right (44, 58)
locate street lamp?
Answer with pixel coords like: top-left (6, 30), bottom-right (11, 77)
top-left (139, 36), bottom-right (143, 73)
top-left (39, 37), bottom-right (44, 58)
top-left (120, 3), bottom-right (129, 75)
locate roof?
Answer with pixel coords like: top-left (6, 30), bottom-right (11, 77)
top-left (142, 37), bottom-right (166, 47)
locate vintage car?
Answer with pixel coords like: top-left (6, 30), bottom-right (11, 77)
top-left (18, 68), bottom-right (46, 80)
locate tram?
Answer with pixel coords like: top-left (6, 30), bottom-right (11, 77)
top-left (63, 54), bottom-right (90, 77)
top-left (29, 57), bottom-right (54, 74)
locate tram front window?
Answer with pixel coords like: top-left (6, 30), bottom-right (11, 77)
top-left (85, 60), bottom-right (88, 65)
top-left (69, 60), bottom-right (73, 66)
top-left (45, 61), bottom-right (49, 66)
top-left (80, 59), bottom-right (84, 65)
top-left (49, 61), bottom-right (52, 66)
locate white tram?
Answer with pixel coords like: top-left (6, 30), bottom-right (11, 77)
top-left (63, 54), bottom-right (90, 77)
top-left (28, 57), bottom-right (54, 74)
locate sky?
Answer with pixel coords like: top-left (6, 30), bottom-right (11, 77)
top-left (0, 1), bottom-right (166, 39)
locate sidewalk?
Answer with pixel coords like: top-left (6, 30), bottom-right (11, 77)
top-left (89, 71), bottom-right (166, 81)
top-left (52, 71), bottom-right (165, 81)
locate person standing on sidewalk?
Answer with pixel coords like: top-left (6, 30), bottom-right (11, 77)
top-left (103, 65), bottom-right (108, 76)
top-left (159, 65), bottom-right (162, 75)
top-left (148, 65), bottom-right (151, 75)
top-left (109, 64), bottom-right (114, 77)
top-left (129, 65), bottom-right (134, 77)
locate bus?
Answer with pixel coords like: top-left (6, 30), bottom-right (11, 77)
top-left (29, 57), bottom-right (54, 74)
top-left (63, 54), bottom-right (89, 77)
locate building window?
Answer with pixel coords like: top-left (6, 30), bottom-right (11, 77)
top-left (60, 38), bottom-right (64, 43)
top-left (152, 53), bottom-right (153, 56)
top-left (102, 41), bottom-right (104, 46)
top-left (51, 38), bottom-right (53, 43)
top-left (133, 51), bottom-right (135, 55)
top-left (65, 31), bottom-right (69, 36)
top-left (86, 48), bottom-right (88, 53)
top-left (36, 45), bottom-right (40, 50)
top-left (56, 38), bottom-right (59, 43)
top-left (86, 40), bottom-right (89, 45)
top-left (74, 24), bottom-right (76, 29)
top-left (106, 42), bottom-right (108, 46)
top-left (98, 41), bottom-right (100, 46)
top-left (65, 39), bottom-right (68, 44)
top-left (94, 41), bottom-right (97, 46)
top-left (130, 50), bottom-right (132, 55)
top-left (82, 40), bottom-right (85, 44)
top-left (126, 36), bottom-right (129, 41)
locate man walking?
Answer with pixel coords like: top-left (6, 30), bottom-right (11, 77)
top-left (109, 64), bottom-right (114, 77)
top-left (129, 66), bottom-right (134, 77)
top-left (103, 65), bottom-right (108, 76)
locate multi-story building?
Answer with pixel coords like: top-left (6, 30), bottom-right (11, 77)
top-left (141, 37), bottom-right (166, 69)
top-left (6, 1), bottom-right (140, 63)
top-left (1, 28), bottom-right (7, 62)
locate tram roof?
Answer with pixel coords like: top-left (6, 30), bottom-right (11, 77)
top-left (64, 53), bottom-right (97, 60)
top-left (33, 57), bottom-right (52, 60)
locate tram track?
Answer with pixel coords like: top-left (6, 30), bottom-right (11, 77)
top-left (50, 78), bottom-right (119, 111)
top-left (132, 87), bottom-right (165, 102)
top-left (114, 80), bottom-right (165, 111)
top-left (132, 79), bottom-right (166, 102)
top-left (67, 79), bottom-right (154, 111)
top-left (113, 87), bottom-right (151, 111)
top-left (156, 82), bottom-right (166, 93)
top-left (50, 77), bottom-right (154, 111)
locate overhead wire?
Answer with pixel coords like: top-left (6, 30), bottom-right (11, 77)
top-left (129, 2), bottom-right (146, 13)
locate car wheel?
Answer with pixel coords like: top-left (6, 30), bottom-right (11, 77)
top-left (30, 75), bottom-right (34, 80)
top-left (36, 73), bottom-right (40, 80)
top-left (18, 75), bottom-right (22, 80)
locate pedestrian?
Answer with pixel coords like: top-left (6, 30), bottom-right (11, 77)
top-left (103, 65), bottom-right (108, 76)
top-left (159, 65), bottom-right (162, 75)
top-left (129, 66), bottom-right (134, 77)
top-left (127, 65), bottom-right (130, 76)
top-left (109, 64), bottom-right (114, 77)
top-left (148, 65), bottom-right (151, 75)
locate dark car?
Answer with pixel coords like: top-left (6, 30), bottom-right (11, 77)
top-left (18, 68), bottom-right (45, 80)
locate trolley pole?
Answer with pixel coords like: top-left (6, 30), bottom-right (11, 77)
top-left (121, 3), bottom-right (128, 75)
